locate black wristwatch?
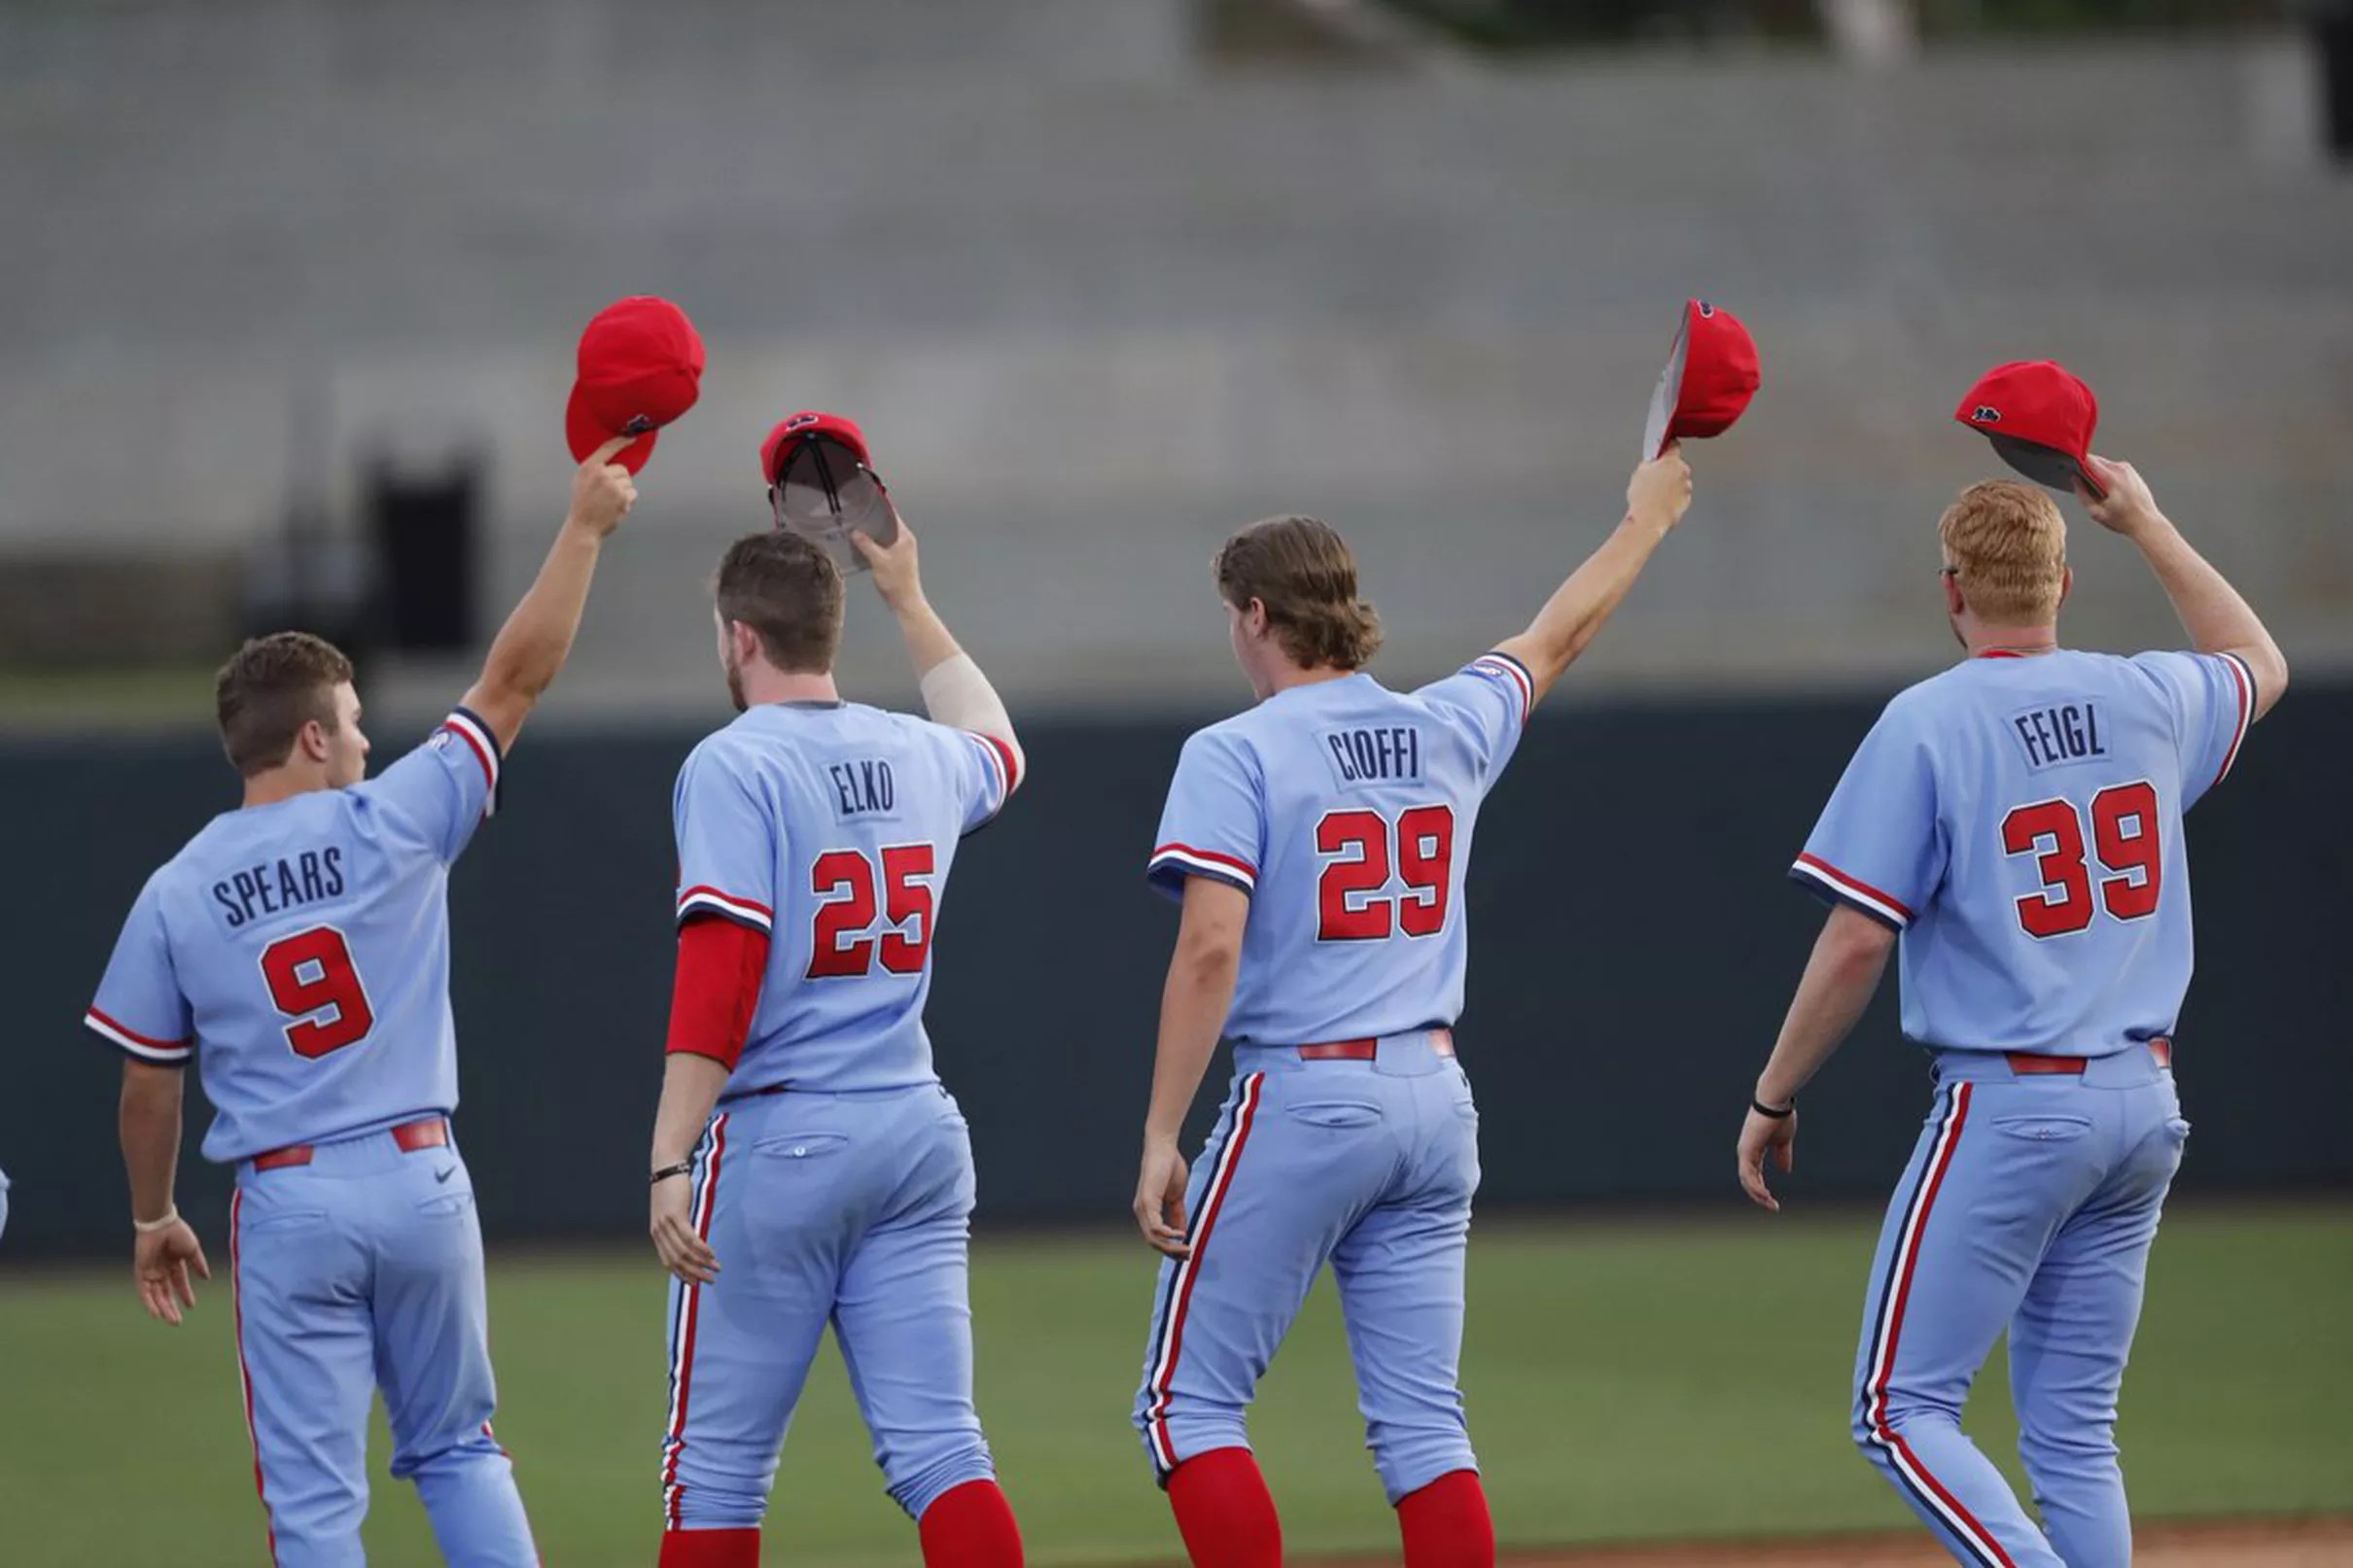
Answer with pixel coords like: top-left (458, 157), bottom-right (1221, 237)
top-left (650, 1161), bottom-right (694, 1186)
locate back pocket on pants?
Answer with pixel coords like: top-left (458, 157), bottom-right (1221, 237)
top-left (1285, 1099), bottom-right (1383, 1131)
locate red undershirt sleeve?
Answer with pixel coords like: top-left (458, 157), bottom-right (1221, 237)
top-left (664, 914), bottom-right (771, 1069)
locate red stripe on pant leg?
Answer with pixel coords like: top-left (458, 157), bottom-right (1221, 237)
top-left (229, 1190), bottom-right (280, 1566)
top-left (1861, 1084), bottom-right (2017, 1568)
top-left (1889, 1430), bottom-right (2018, 1568)
top-left (1145, 1073), bottom-right (1265, 1467)
top-left (662, 1115), bottom-right (729, 1530)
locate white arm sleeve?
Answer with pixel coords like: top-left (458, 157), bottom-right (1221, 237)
top-left (919, 652), bottom-right (1024, 781)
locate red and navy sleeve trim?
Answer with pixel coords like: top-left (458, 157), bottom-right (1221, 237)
top-left (1788, 853), bottom-right (1913, 932)
top-left (962, 730), bottom-right (1025, 833)
top-left (2211, 651), bottom-right (2254, 790)
top-left (85, 1006), bottom-right (193, 1065)
top-left (441, 707), bottom-right (503, 817)
top-left (1146, 843), bottom-right (1258, 899)
top-left (675, 885), bottom-right (775, 934)
top-left (1468, 652), bottom-right (1535, 725)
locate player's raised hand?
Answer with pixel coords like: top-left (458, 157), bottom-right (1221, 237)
top-left (1737, 1104), bottom-right (1798, 1213)
top-left (133, 1219), bottom-right (211, 1326)
top-left (1627, 439), bottom-right (1696, 535)
top-left (2075, 455), bottom-right (2161, 539)
top-left (567, 436), bottom-right (641, 539)
top-left (849, 504), bottom-right (923, 610)
top-left (1134, 1137), bottom-right (1192, 1259)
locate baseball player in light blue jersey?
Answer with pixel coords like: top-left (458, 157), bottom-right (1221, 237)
top-left (87, 438), bottom-right (642, 1566)
top-left (643, 515), bottom-right (1027, 1568)
top-left (1737, 463), bottom-right (2287, 1568)
top-left (1129, 448), bottom-right (1697, 1568)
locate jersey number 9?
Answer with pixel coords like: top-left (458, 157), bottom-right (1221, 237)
top-left (261, 926), bottom-right (377, 1059)
top-left (1316, 806), bottom-right (1456, 942)
top-left (2002, 782), bottom-right (2161, 939)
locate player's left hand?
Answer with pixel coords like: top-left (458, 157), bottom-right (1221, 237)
top-left (650, 1175), bottom-right (719, 1286)
top-left (133, 1219), bottom-right (210, 1326)
top-left (1134, 1136), bottom-right (1192, 1258)
top-left (1737, 1105), bottom-right (1798, 1213)
top-left (849, 504), bottom-right (923, 610)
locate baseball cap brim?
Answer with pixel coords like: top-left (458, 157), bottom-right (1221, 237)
top-left (773, 434), bottom-right (897, 574)
top-left (567, 384), bottom-right (658, 474)
top-left (1985, 433), bottom-right (2105, 500)
top-left (1640, 319), bottom-right (1691, 462)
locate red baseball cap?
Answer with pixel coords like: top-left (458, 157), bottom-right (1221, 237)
top-left (1642, 299), bottom-right (1762, 459)
top-left (1954, 360), bottom-right (2105, 499)
top-left (565, 296), bottom-right (705, 475)
top-left (760, 410), bottom-right (872, 488)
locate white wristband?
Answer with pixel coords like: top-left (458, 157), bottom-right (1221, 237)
top-left (918, 654), bottom-right (1022, 781)
top-left (133, 1206), bottom-right (180, 1235)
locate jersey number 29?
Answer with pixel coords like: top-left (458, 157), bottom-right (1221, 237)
top-left (807, 845), bottom-right (936, 978)
top-left (1316, 806), bottom-right (1456, 942)
top-left (261, 926), bottom-right (377, 1059)
top-left (2001, 782), bottom-right (2161, 939)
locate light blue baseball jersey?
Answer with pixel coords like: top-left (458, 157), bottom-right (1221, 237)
top-left (85, 708), bottom-right (503, 1163)
top-left (1793, 649), bottom-right (2255, 1057)
top-left (1145, 655), bottom-right (1533, 1045)
top-left (670, 700), bottom-right (1017, 1095)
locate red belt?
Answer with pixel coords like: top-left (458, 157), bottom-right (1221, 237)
top-left (1298, 1028), bottom-right (1455, 1063)
top-left (252, 1117), bottom-right (448, 1171)
top-left (2007, 1037), bottom-right (2172, 1076)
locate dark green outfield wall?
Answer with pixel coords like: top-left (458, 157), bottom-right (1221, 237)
top-left (7, 687), bottom-right (2345, 1253)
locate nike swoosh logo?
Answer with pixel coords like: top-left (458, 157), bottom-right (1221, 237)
top-left (435, 1167), bottom-right (457, 1184)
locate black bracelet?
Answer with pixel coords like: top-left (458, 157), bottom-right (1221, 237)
top-left (650, 1162), bottom-right (694, 1186)
top-left (1750, 1097), bottom-right (1796, 1120)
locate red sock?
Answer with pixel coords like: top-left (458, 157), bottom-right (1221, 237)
top-left (1166, 1447), bottom-right (1282, 1568)
top-left (657, 1526), bottom-right (759, 1568)
top-left (1397, 1470), bottom-right (1493, 1568)
top-left (919, 1479), bottom-right (1024, 1568)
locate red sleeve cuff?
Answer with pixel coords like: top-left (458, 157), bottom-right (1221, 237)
top-left (665, 915), bottom-right (771, 1070)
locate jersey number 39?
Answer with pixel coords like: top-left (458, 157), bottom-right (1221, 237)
top-left (2001, 782), bottom-right (2160, 939)
top-left (1316, 806), bottom-right (1456, 942)
top-left (261, 926), bottom-right (377, 1059)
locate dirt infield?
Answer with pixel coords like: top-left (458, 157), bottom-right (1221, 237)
top-left (1483, 1516), bottom-right (2353, 1566)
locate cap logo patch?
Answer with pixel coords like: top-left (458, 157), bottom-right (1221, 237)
top-left (1696, 300), bottom-right (1717, 317)
top-left (623, 414), bottom-right (656, 435)
top-left (1972, 405), bottom-right (2001, 424)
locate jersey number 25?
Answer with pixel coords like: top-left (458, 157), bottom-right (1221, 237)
top-left (2001, 782), bottom-right (2160, 939)
top-left (807, 845), bottom-right (936, 978)
top-left (1316, 806), bottom-right (1456, 942)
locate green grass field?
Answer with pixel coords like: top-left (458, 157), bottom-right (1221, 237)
top-left (2, 1206), bottom-right (2345, 1565)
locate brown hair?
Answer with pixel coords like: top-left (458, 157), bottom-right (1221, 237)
top-left (716, 531), bottom-right (844, 674)
top-left (1939, 480), bottom-right (2067, 624)
top-left (215, 632), bottom-right (355, 777)
top-left (1213, 515), bottom-right (1384, 671)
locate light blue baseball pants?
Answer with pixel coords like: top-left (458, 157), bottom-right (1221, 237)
top-left (1134, 1028), bottom-right (1483, 1503)
top-left (230, 1121), bottom-right (535, 1567)
top-left (1854, 1045), bottom-right (2187, 1568)
top-left (659, 1083), bottom-right (999, 1534)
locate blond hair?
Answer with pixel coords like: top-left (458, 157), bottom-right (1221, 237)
top-left (1214, 515), bottom-right (1384, 670)
top-left (1939, 481), bottom-right (2067, 624)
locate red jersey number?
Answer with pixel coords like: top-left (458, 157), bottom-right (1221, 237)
top-left (807, 845), bottom-right (936, 979)
top-left (2001, 782), bottom-right (2163, 939)
top-left (261, 926), bottom-right (376, 1059)
top-left (1315, 805), bottom-right (1456, 942)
